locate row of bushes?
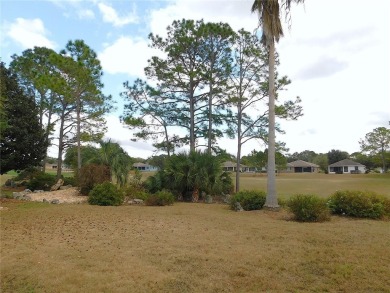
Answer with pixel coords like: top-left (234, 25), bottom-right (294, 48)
top-left (229, 190), bottom-right (390, 222)
top-left (88, 181), bottom-right (175, 206)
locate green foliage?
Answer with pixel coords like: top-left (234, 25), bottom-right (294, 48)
top-left (78, 164), bottom-right (111, 195)
top-left (327, 149), bottom-right (349, 165)
top-left (328, 190), bottom-right (389, 219)
top-left (26, 172), bottom-right (57, 191)
top-left (229, 190), bottom-right (266, 211)
top-left (359, 127), bottom-right (390, 172)
top-left (88, 182), bottom-right (124, 206)
top-left (144, 151), bottom-right (230, 199)
top-left (0, 63), bottom-right (48, 174)
top-left (145, 190), bottom-right (174, 206)
top-left (63, 176), bottom-right (77, 186)
top-left (287, 194), bottom-right (330, 222)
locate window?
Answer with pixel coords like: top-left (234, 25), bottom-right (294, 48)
top-left (344, 166), bottom-right (348, 172)
top-left (355, 166), bottom-right (358, 170)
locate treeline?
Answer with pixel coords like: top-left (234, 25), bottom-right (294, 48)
top-left (1, 41), bottom-right (113, 178)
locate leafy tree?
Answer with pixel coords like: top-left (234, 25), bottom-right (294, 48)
top-left (199, 22), bottom-right (234, 153)
top-left (121, 79), bottom-right (179, 156)
top-left (227, 29), bottom-right (302, 192)
top-left (359, 127), bottom-right (390, 172)
top-left (146, 20), bottom-right (235, 152)
top-left (0, 62), bottom-right (48, 174)
top-left (59, 40), bottom-right (113, 172)
top-left (10, 47), bottom-right (61, 172)
top-left (64, 145), bottom-right (100, 169)
top-left (313, 153), bottom-right (328, 172)
top-left (147, 154), bottom-right (167, 170)
top-left (251, 0), bottom-right (305, 208)
top-left (241, 150), bottom-right (267, 172)
top-left (327, 149), bottom-right (349, 165)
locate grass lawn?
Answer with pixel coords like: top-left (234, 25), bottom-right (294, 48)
top-left (1, 201), bottom-right (389, 293)
top-left (237, 172), bottom-right (390, 198)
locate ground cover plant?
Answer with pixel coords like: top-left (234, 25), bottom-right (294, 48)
top-left (1, 201), bottom-right (389, 293)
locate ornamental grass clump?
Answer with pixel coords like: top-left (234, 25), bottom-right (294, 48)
top-left (328, 190), bottom-right (389, 219)
top-left (229, 190), bottom-right (266, 211)
top-left (287, 194), bottom-right (330, 222)
top-left (88, 182), bottom-right (124, 206)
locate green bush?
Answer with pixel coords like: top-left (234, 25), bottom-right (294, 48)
top-left (88, 182), bottom-right (124, 206)
top-left (229, 190), bottom-right (266, 211)
top-left (63, 176), bottom-right (77, 186)
top-left (145, 190), bottom-right (174, 206)
top-left (328, 190), bottom-right (388, 219)
top-left (145, 151), bottom-right (229, 198)
top-left (26, 172), bottom-right (57, 191)
top-left (287, 194), bottom-right (330, 222)
top-left (78, 164), bottom-right (111, 195)
top-left (122, 183), bottom-right (150, 200)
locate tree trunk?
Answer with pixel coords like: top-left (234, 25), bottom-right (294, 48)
top-left (235, 100), bottom-right (242, 193)
top-left (76, 98), bottom-right (82, 172)
top-left (264, 40), bottom-right (279, 209)
top-left (208, 85), bottom-right (213, 154)
top-left (189, 81), bottom-right (195, 152)
top-left (56, 110), bottom-right (66, 180)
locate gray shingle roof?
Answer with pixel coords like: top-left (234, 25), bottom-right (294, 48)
top-left (287, 160), bottom-right (319, 168)
top-left (328, 159), bottom-right (364, 167)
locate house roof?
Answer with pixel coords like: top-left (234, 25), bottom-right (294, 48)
top-left (133, 162), bottom-right (149, 167)
top-left (222, 161), bottom-right (247, 168)
top-left (328, 159), bottom-right (364, 167)
top-left (287, 160), bottom-right (319, 168)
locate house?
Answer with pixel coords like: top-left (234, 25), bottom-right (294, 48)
top-left (286, 160), bottom-right (319, 173)
top-left (222, 161), bottom-right (248, 172)
top-left (328, 159), bottom-right (365, 174)
top-left (133, 162), bottom-right (159, 172)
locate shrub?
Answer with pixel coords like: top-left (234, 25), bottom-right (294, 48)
top-left (328, 190), bottom-right (388, 219)
top-left (63, 176), bottom-right (77, 186)
top-left (229, 190), bottom-right (266, 211)
top-left (88, 182), bottom-right (124, 206)
top-left (145, 190), bottom-right (174, 206)
top-left (26, 172), bottom-right (57, 191)
top-left (287, 194), bottom-right (330, 222)
top-left (145, 151), bottom-right (229, 198)
top-left (121, 184), bottom-right (150, 201)
top-left (78, 164), bottom-right (111, 195)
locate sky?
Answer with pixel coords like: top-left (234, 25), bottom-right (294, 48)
top-left (1, 0), bottom-right (389, 159)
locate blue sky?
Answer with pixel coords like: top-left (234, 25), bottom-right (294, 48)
top-left (1, 0), bottom-right (389, 159)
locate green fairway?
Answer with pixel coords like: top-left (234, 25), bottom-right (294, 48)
top-left (237, 172), bottom-right (390, 198)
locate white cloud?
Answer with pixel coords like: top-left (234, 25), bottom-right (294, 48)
top-left (148, 0), bottom-right (258, 37)
top-left (78, 9), bottom-right (95, 20)
top-left (98, 2), bottom-right (139, 27)
top-left (98, 36), bottom-right (163, 78)
top-left (6, 18), bottom-right (56, 49)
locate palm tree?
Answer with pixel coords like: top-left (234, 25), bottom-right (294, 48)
top-left (251, 0), bottom-right (304, 209)
top-left (91, 139), bottom-right (132, 187)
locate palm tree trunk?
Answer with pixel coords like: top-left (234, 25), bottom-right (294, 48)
top-left (264, 40), bottom-right (279, 209)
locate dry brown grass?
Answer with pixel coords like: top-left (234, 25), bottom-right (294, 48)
top-left (1, 201), bottom-right (389, 293)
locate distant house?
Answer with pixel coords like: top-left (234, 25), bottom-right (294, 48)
top-left (286, 160), bottom-right (319, 173)
top-left (44, 163), bottom-right (73, 172)
top-left (133, 162), bottom-right (159, 172)
top-left (222, 161), bottom-right (248, 172)
top-left (328, 159), bottom-right (365, 174)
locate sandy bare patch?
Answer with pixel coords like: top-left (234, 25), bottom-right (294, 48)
top-left (29, 187), bottom-right (87, 204)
